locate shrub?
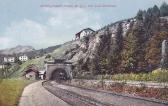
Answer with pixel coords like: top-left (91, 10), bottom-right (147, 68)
top-left (110, 68), bottom-right (168, 82)
top-left (45, 54), bottom-right (51, 59)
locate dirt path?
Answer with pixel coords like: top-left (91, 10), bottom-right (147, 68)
top-left (19, 81), bottom-right (70, 106)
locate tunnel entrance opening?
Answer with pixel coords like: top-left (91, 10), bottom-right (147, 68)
top-left (50, 68), bottom-right (68, 81)
top-left (45, 59), bottom-right (73, 81)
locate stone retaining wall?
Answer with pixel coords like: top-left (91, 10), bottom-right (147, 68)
top-left (69, 79), bottom-right (168, 88)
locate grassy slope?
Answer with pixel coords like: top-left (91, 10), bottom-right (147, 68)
top-left (51, 41), bottom-right (73, 58)
top-left (10, 57), bottom-right (45, 78)
top-left (10, 42), bottom-right (71, 78)
top-left (9, 40), bottom-right (77, 78)
top-left (0, 79), bottom-right (31, 106)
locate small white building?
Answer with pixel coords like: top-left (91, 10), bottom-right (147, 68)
top-left (19, 55), bottom-right (28, 62)
top-left (75, 28), bottom-right (95, 40)
top-left (39, 70), bottom-right (46, 80)
top-left (4, 57), bottom-right (15, 63)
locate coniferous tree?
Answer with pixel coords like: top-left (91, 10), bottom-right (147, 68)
top-left (152, 5), bottom-right (160, 17)
top-left (136, 10), bottom-right (144, 20)
top-left (160, 2), bottom-right (168, 17)
top-left (15, 57), bottom-right (22, 65)
top-left (121, 31), bottom-right (139, 72)
top-left (121, 24), bottom-right (147, 72)
top-left (108, 23), bottom-right (123, 74)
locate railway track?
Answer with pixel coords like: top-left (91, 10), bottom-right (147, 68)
top-left (43, 81), bottom-right (168, 106)
top-left (43, 81), bottom-right (113, 106)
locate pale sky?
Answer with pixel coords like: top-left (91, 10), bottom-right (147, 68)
top-left (0, 0), bottom-right (167, 50)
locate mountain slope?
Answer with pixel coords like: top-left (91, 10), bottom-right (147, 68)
top-left (21, 45), bottom-right (61, 58)
top-left (0, 45), bottom-right (35, 55)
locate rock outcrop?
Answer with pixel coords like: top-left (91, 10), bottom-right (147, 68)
top-left (161, 40), bottom-right (168, 69)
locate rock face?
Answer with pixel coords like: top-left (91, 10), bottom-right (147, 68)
top-left (161, 40), bottom-right (168, 69)
top-left (61, 19), bottom-right (133, 75)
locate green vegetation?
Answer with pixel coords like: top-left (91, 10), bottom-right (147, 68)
top-left (10, 57), bottom-right (45, 78)
top-left (0, 63), bottom-right (12, 78)
top-left (93, 3), bottom-right (168, 75)
top-left (160, 2), bottom-right (168, 17)
top-left (8, 44), bottom-right (66, 78)
top-left (121, 29), bottom-right (144, 72)
top-left (45, 54), bottom-right (51, 59)
top-left (0, 79), bottom-right (31, 106)
top-left (51, 43), bottom-right (71, 58)
top-left (100, 69), bottom-right (168, 82)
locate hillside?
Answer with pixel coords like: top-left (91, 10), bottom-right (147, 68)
top-left (0, 45), bottom-right (35, 55)
top-left (10, 3), bottom-right (168, 78)
top-left (18, 45), bottom-right (61, 59)
top-left (50, 4), bottom-right (168, 77)
top-left (11, 57), bottom-right (46, 77)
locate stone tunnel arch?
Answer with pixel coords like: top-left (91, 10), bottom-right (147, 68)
top-left (45, 60), bottom-right (73, 81)
top-left (50, 68), bottom-right (68, 80)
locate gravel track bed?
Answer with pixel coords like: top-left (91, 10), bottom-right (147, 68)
top-left (43, 81), bottom-right (111, 106)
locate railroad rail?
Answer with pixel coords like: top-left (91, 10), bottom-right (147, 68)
top-left (43, 81), bottom-right (112, 106)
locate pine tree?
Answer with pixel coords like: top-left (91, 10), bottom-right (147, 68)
top-left (97, 27), bottom-right (111, 74)
top-left (160, 2), bottom-right (168, 17)
top-left (136, 10), bottom-right (144, 20)
top-left (108, 23), bottom-right (123, 74)
top-left (152, 5), bottom-right (160, 17)
top-left (121, 32), bottom-right (139, 72)
top-left (121, 24), bottom-right (147, 72)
